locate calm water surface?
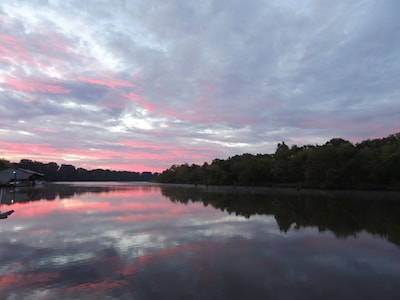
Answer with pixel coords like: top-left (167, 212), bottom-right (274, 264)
top-left (0, 182), bottom-right (399, 299)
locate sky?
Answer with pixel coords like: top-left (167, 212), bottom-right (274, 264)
top-left (0, 0), bottom-right (399, 172)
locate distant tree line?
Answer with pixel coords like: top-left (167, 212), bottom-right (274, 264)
top-left (156, 133), bottom-right (400, 190)
top-left (0, 159), bottom-right (157, 182)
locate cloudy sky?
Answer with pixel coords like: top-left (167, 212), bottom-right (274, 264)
top-left (1, 0), bottom-right (399, 172)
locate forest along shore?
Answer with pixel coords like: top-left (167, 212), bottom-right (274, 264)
top-left (156, 134), bottom-right (400, 191)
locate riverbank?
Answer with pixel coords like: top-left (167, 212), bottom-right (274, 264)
top-left (157, 182), bottom-right (400, 200)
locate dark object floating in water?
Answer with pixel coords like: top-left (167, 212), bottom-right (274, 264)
top-left (0, 210), bottom-right (14, 219)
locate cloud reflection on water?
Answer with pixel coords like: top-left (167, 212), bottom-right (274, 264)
top-left (0, 183), bottom-right (399, 299)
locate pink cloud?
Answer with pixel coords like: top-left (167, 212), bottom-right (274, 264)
top-left (125, 92), bottom-right (155, 112)
top-left (0, 141), bottom-right (161, 172)
top-left (0, 141), bottom-right (59, 159)
top-left (0, 141), bottom-right (205, 172)
top-left (0, 28), bottom-right (83, 72)
top-left (23, 98), bottom-right (43, 104)
top-left (77, 76), bottom-right (135, 89)
top-left (0, 135), bottom-right (215, 173)
top-left (0, 34), bottom-right (34, 65)
top-left (32, 127), bottom-right (59, 133)
top-left (3, 76), bottom-right (70, 94)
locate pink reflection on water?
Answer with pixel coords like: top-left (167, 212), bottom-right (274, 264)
top-left (5, 185), bottom-right (216, 226)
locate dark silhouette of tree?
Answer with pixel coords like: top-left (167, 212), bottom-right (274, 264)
top-left (272, 142), bottom-right (291, 183)
top-left (156, 133), bottom-right (400, 190)
top-left (58, 164), bottom-right (76, 181)
top-left (0, 158), bottom-right (12, 170)
top-left (0, 159), bottom-right (157, 182)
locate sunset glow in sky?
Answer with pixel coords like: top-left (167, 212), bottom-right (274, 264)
top-left (1, 0), bottom-right (399, 172)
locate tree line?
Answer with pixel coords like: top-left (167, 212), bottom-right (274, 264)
top-left (0, 159), bottom-right (157, 182)
top-left (156, 133), bottom-right (400, 190)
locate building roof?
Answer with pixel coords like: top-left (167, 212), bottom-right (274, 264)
top-left (0, 168), bottom-right (44, 184)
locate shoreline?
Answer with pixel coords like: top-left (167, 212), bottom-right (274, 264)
top-left (4, 181), bottom-right (399, 200)
top-left (156, 182), bottom-right (400, 199)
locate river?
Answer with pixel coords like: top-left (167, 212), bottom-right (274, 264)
top-left (0, 182), bottom-right (399, 299)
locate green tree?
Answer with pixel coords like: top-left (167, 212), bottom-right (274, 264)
top-left (58, 164), bottom-right (77, 181)
top-left (272, 142), bottom-right (291, 183)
